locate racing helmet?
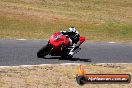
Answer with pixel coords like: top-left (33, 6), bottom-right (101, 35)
top-left (68, 27), bottom-right (76, 33)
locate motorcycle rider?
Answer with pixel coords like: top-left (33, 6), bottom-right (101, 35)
top-left (61, 27), bottom-right (80, 56)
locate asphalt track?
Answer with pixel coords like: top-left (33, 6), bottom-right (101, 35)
top-left (0, 39), bottom-right (132, 66)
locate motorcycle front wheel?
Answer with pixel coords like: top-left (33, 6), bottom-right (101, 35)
top-left (37, 43), bottom-right (52, 58)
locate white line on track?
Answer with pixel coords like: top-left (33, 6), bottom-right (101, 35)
top-left (16, 39), bottom-right (27, 40)
top-left (0, 63), bottom-right (82, 68)
top-left (0, 63), bottom-right (131, 68)
top-left (108, 42), bottom-right (116, 43)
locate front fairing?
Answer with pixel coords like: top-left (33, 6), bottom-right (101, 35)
top-left (48, 32), bottom-right (69, 56)
top-left (49, 32), bottom-right (68, 47)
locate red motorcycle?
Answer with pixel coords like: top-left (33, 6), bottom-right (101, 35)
top-left (37, 32), bottom-right (86, 59)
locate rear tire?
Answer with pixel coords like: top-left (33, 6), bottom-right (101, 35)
top-left (37, 43), bottom-right (52, 58)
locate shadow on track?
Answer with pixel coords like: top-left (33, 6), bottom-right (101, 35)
top-left (43, 56), bottom-right (91, 62)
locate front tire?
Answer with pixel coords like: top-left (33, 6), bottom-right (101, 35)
top-left (37, 43), bottom-right (52, 58)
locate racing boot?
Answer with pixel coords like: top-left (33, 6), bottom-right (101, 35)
top-left (69, 41), bottom-right (81, 56)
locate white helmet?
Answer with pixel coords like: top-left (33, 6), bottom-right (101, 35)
top-left (68, 27), bottom-right (76, 33)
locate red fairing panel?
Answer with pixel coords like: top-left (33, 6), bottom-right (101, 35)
top-left (49, 32), bottom-right (70, 47)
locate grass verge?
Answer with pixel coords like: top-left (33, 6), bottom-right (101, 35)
top-left (0, 0), bottom-right (132, 42)
top-left (0, 63), bottom-right (132, 88)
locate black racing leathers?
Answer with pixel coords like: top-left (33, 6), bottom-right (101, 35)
top-left (61, 31), bottom-right (80, 44)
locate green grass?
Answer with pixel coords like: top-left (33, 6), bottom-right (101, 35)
top-left (0, 0), bottom-right (132, 42)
